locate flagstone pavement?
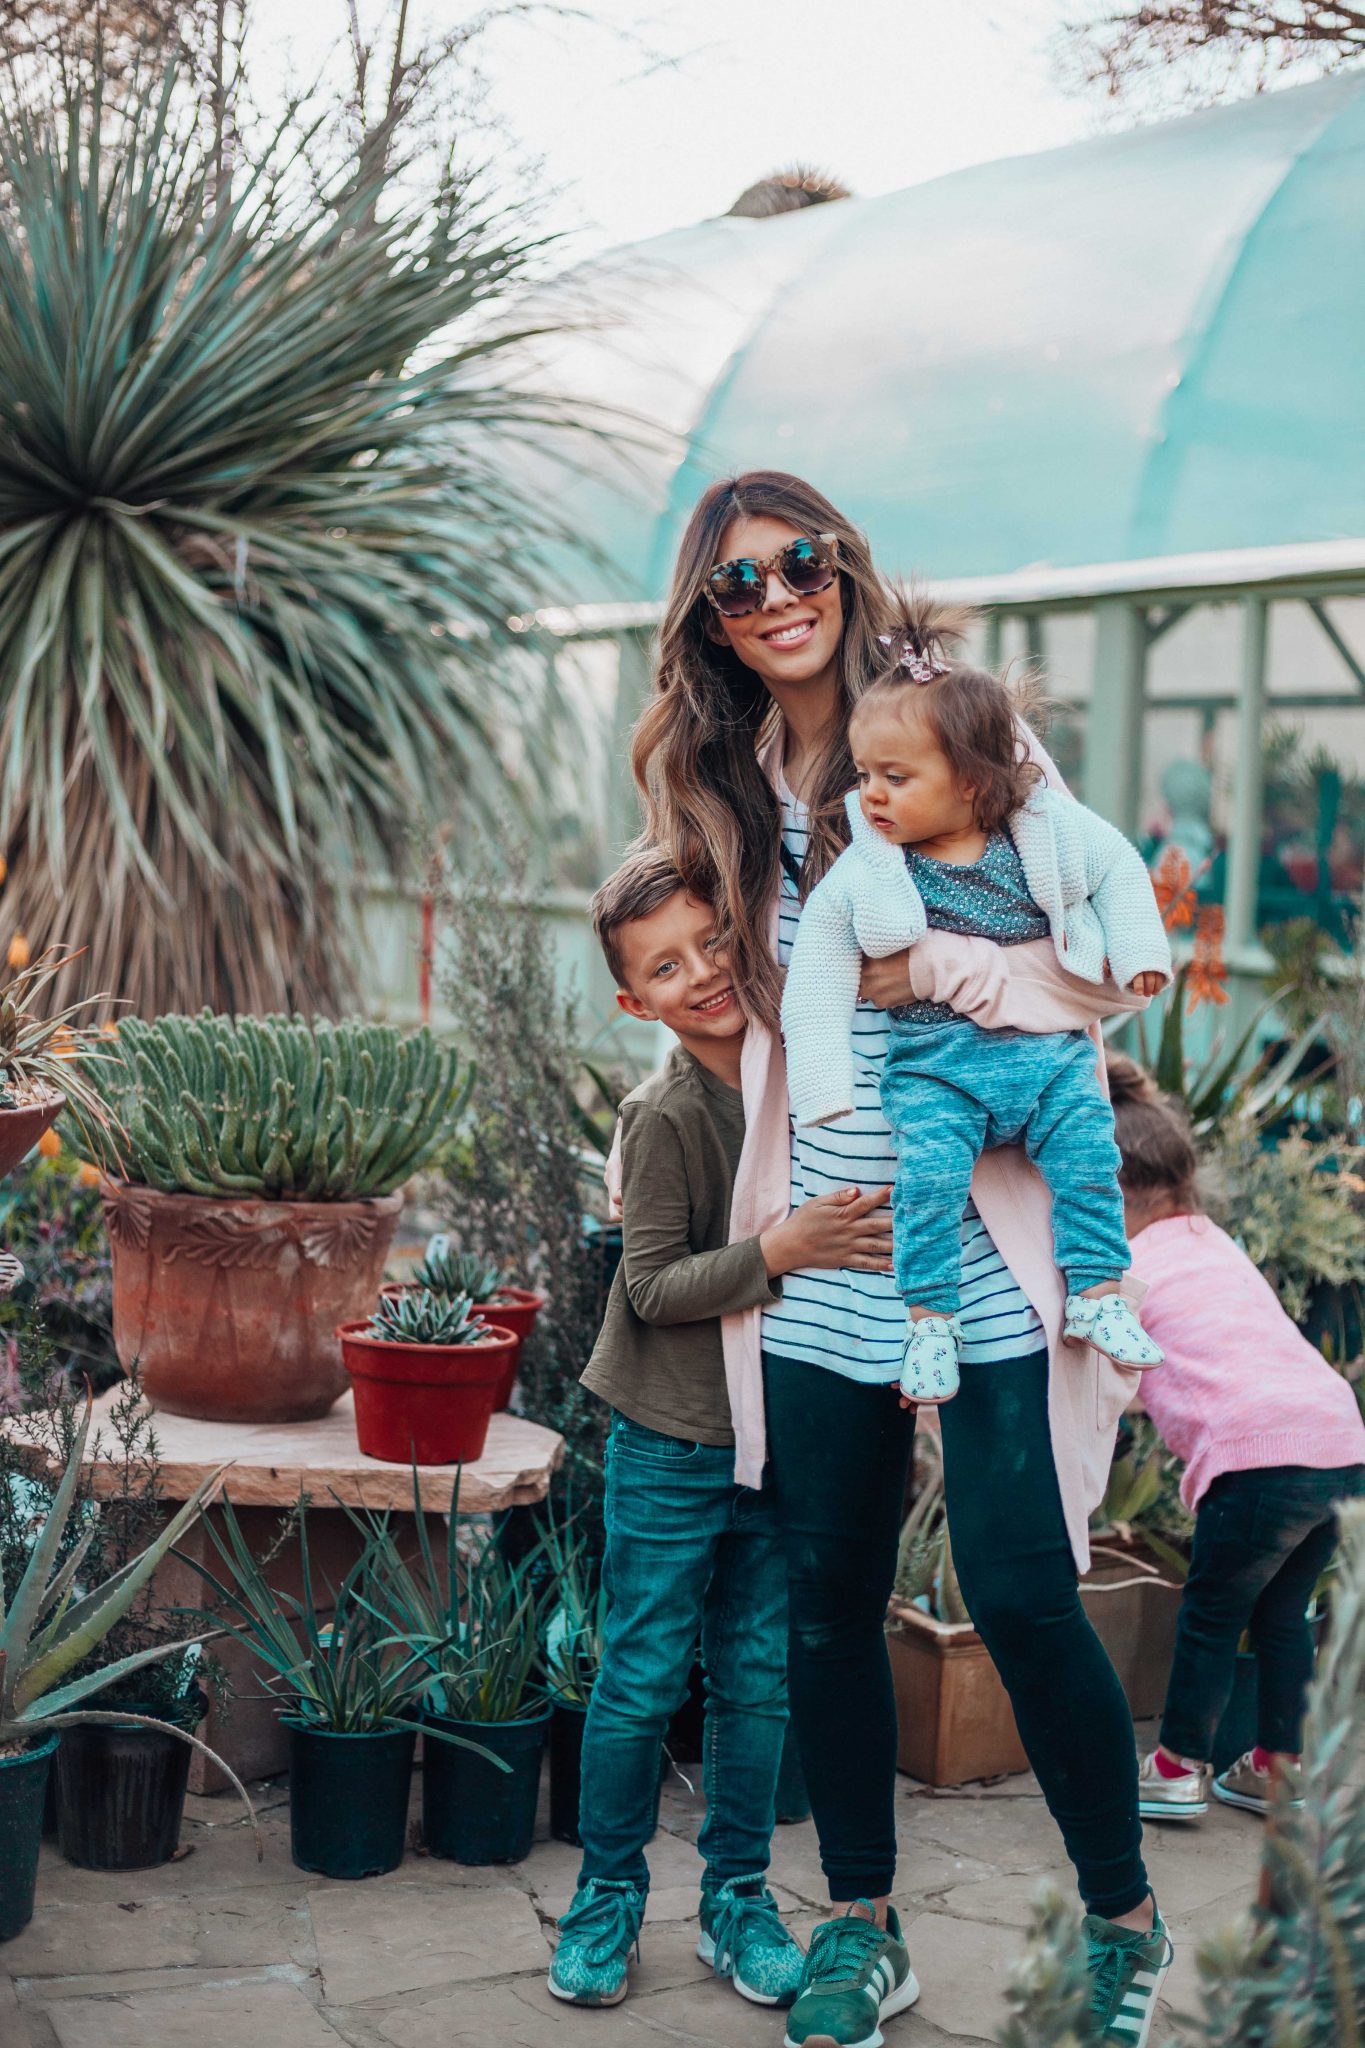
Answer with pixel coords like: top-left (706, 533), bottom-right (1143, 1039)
top-left (2, 1726), bottom-right (1262, 2048)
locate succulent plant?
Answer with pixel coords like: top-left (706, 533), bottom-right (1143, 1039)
top-left (98, 1012), bottom-right (470, 1201)
top-left (411, 1242), bottom-right (508, 1302)
top-left (0, 1392), bottom-right (256, 1835)
top-left (0, 949), bottom-right (116, 1152)
top-left (363, 1287), bottom-right (494, 1346)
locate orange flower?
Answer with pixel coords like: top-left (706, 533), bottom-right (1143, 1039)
top-left (0, 855), bottom-right (7, 884)
top-left (75, 1161), bottom-right (102, 1188)
top-left (7, 933), bottom-right (30, 969)
top-left (99, 1019), bottom-right (120, 1040)
top-left (1152, 847), bottom-right (1195, 930)
top-left (37, 1128), bottom-right (61, 1158)
top-left (1187, 902), bottom-right (1229, 1010)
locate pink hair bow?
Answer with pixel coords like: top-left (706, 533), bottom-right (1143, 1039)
top-left (878, 634), bottom-right (950, 683)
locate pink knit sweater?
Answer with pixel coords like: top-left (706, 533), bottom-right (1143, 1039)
top-left (1129, 1214), bottom-right (1365, 1510)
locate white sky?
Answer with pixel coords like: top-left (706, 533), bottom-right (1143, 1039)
top-left (254, 0), bottom-right (1098, 260)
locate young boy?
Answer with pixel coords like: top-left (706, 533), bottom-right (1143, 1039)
top-left (549, 849), bottom-right (885, 2013)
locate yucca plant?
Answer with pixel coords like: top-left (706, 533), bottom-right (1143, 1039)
top-left (0, 72), bottom-right (583, 1017)
top-left (535, 1498), bottom-right (607, 1707)
top-left (363, 1287), bottom-right (493, 1346)
top-left (0, 1392), bottom-right (255, 1824)
top-left (411, 1243), bottom-right (508, 1304)
top-left (362, 1470), bottom-right (545, 1724)
top-left (99, 1011), bottom-right (469, 1200)
top-left (181, 1494), bottom-right (494, 1757)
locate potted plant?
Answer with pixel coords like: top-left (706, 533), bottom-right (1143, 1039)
top-left (0, 1392), bottom-right (255, 1939)
top-left (0, 949), bottom-right (114, 1179)
top-left (1081, 1416), bottom-right (1190, 1719)
top-left (397, 1240), bottom-right (546, 1411)
top-left (97, 1012), bottom-right (469, 1424)
top-left (368, 1477), bottom-right (551, 1865)
top-left (184, 1495), bottom-right (499, 1880)
top-left (884, 1439), bottom-right (1029, 1788)
top-left (338, 1288), bottom-right (515, 1465)
top-left (537, 1504), bottom-right (608, 1847)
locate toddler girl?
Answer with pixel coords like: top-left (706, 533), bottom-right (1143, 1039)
top-left (1107, 1053), bottom-right (1365, 1821)
top-left (781, 596), bottom-right (1171, 1403)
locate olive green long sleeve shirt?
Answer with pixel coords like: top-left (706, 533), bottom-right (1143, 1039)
top-left (580, 1045), bottom-right (781, 1445)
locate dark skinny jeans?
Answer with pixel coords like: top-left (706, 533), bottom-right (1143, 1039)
top-left (1160, 1462), bottom-right (1365, 1762)
top-left (763, 1348), bottom-right (1148, 1920)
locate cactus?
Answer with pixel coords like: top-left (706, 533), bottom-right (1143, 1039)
top-left (100, 1012), bottom-right (470, 1202)
top-left (364, 1288), bottom-right (493, 1346)
top-left (412, 1242), bottom-right (508, 1302)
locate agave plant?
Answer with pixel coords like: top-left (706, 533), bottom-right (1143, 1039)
top-left (0, 74), bottom-right (582, 1017)
top-left (411, 1242), bottom-right (508, 1303)
top-left (535, 1500), bottom-right (608, 1708)
top-left (0, 949), bottom-right (116, 1154)
top-left (0, 1393), bottom-right (255, 1829)
top-left (364, 1288), bottom-right (493, 1346)
top-left (99, 1012), bottom-right (469, 1200)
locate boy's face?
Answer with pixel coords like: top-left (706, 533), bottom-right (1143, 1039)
top-left (615, 890), bottom-right (744, 1046)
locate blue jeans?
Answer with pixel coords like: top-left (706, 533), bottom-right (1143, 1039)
top-left (881, 1017), bottom-right (1130, 1312)
top-left (577, 1413), bottom-right (789, 1892)
top-left (1160, 1462), bottom-right (1365, 1760)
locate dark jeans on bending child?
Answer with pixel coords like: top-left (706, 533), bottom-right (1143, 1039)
top-left (1160, 1461), bottom-right (1365, 1762)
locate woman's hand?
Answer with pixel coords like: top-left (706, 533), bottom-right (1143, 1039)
top-left (761, 1185), bottom-right (895, 1277)
top-left (858, 952), bottom-right (914, 1011)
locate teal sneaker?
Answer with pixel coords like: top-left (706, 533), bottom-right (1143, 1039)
top-left (783, 1903), bottom-right (919, 2048)
top-left (698, 1873), bottom-right (805, 2007)
top-left (1084, 1904), bottom-right (1173, 2047)
top-left (547, 1877), bottom-right (647, 2007)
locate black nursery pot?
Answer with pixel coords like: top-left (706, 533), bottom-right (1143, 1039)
top-left (0, 1734), bottom-right (60, 1942)
top-left (55, 1690), bottom-right (208, 1873)
top-left (286, 1720), bottom-right (416, 1879)
top-left (422, 1705), bottom-right (550, 1865)
top-left (549, 1700), bottom-right (588, 1846)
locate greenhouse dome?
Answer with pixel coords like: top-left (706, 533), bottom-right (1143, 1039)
top-left (525, 70), bottom-right (1365, 608)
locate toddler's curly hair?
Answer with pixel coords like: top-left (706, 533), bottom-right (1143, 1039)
top-left (848, 587), bottom-right (1043, 835)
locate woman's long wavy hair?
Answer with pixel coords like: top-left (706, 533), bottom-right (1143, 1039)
top-left (632, 472), bottom-right (966, 1028)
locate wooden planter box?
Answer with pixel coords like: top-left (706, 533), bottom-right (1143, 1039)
top-left (886, 1597), bottom-right (1029, 1788)
top-left (1079, 1546), bottom-right (1185, 1720)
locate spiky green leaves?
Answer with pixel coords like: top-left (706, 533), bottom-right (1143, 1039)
top-left (411, 1243), bottom-right (507, 1303)
top-left (364, 1288), bottom-right (492, 1347)
top-left (100, 1011), bottom-right (469, 1200)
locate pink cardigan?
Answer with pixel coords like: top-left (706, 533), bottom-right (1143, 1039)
top-left (1129, 1214), bottom-right (1365, 1509)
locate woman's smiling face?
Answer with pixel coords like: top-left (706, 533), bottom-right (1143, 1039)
top-left (707, 514), bottom-right (845, 692)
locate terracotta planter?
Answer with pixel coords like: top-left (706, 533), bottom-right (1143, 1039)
top-left (379, 1283), bottom-right (545, 1410)
top-left (0, 1092), bottom-right (64, 1179)
top-left (1080, 1544), bottom-right (1185, 1719)
top-left (337, 1320), bottom-right (514, 1464)
top-left (102, 1182), bottom-right (403, 1424)
top-left (886, 1597), bottom-right (1030, 1788)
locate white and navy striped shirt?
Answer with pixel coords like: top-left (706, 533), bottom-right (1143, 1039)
top-left (761, 783), bottom-right (1045, 1381)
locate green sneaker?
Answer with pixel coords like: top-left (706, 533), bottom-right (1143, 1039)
top-left (1084, 1904), bottom-right (1173, 2047)
top-left (783, 1903), bottom-right (919, 2048)
top-left (547, 1877), bottom-right (646, 2006)
top-left (698, 1873), bottom-right (805, 2007)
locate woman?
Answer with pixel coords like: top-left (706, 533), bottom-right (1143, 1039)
top-left (632, 471), bottom-right (1170, 2048)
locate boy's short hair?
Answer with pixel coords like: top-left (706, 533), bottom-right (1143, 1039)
top-left (591, 848), bottom-right (690, 988)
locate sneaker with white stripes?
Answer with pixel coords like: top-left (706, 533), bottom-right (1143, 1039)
top-left (784, 1904), bottom-right (919, 2048)
top-left (1084, 1904), bottom-right (1173, 2047)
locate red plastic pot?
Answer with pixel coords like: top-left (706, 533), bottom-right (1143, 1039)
top-left (378, 1284), bottom-right (545, 1411)
top-left (337, 1320), bottom-right (516, 1465)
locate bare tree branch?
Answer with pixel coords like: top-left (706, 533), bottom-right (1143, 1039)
top-left (1060, 3), bottom-right (1365, 106)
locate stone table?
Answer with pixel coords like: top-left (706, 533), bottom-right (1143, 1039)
top-left (80, 1389), bottom-right (565, 1791)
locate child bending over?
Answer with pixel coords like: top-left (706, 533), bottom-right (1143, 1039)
top-left (1108, 1054), bottom-right (1365, 1822)
top-left (782, 595), bottom-right (1170, 1404)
